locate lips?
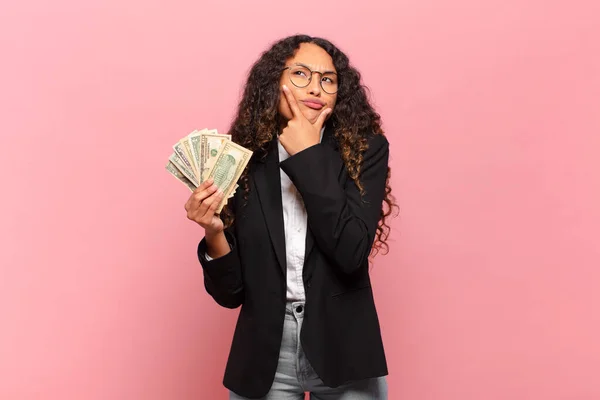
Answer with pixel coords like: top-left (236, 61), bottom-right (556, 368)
top-left (301, 99), bottom-right (325, 110)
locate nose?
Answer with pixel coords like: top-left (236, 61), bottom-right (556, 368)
top-left (307, 73), bottom-right (322, 96)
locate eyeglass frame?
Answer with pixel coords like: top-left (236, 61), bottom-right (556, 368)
top-left (282, 63), bottom-right (339, 94)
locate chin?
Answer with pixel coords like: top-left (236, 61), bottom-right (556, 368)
top-left (301, 109), bottom-right (321, 121)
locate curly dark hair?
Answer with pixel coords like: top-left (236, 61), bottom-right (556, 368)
top-left (221, 34), bottom-right (397, 256)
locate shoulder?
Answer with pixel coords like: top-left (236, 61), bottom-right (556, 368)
top-left (365, 132), bottom-right (389, 151)
top-left (362, 133), bottom-right (390, 165)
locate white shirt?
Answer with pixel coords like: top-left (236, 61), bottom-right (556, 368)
top-left (278, 140), bottom-right (306, 301)
top-left (207, 128), bottom-right (324, 302)
top-left (278, 127), bottom-right (324, 301)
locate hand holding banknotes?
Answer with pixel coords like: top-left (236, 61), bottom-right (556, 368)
top-left (165, 128), bottom-right (253, 214)
top-left (184, 178), bottom-right (225, 234)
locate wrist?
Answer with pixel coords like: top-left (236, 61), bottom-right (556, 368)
top-left (204, 227), bottom-right (224, 241)
top-left (204, 229), bottom-right (230, 259)
top-left (288, 141), bottom-right (318, 157)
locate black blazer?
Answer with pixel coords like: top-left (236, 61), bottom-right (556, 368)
top-left (197, 124), bottom-right (389, 398)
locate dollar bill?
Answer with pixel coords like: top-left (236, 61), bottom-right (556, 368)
top-left (169, 152), bottom-right (198, 186)
top-left (172, 140), bottom-right (197, 184)
top-left (229, 184), bottom-right (239, 200)
top-left (199, 132), bottom-right (232, 183)
top-left (180, 135), bottom-right (198, 177)
top-left (205, 141), bottom-right (252, 212)
top-left (166, 158), bottom-right (236, 198)
top-left (165, 160), bottom-right (196, 191)
top-left (167, 128), bottom-right (244, 203)
top-left (187, 129), bottom-right (206, 178)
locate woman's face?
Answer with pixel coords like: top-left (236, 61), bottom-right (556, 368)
top-left (278, 43), bottom-right (338, 125)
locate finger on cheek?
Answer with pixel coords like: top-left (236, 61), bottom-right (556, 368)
top-left (283, 85), bottom-right (294, 103)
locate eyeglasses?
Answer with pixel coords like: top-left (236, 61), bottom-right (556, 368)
top-left (283, 64), bottom-right (339, 94)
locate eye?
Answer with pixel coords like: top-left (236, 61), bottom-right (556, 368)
top-left (292, 70), bottom-right (308, 77)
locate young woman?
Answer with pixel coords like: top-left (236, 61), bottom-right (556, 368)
top-left (184, 34), bottom-right (396, 400)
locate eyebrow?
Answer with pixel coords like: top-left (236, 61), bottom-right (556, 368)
top-left (294, 62), bottom-right (337, 74)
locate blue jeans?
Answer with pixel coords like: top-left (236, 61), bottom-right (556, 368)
top-left (230, 301), bottom-right (388, 400)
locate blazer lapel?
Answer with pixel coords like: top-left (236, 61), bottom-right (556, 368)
top-left (253, 137), bottom-right (287, 276)
top-left (304, 229), bottom-right (315, 269)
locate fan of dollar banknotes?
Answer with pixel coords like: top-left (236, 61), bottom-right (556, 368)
top-left (165, 128), bottom-right (253, 213)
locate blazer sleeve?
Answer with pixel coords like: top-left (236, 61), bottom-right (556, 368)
top-left (279, 134), bottom-right (390, 275)
top-left (196, 200), bottom-right (244, 309)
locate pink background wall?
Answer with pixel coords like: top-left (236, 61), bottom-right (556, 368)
top-left (1, 0), bottom-right (599, 399)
